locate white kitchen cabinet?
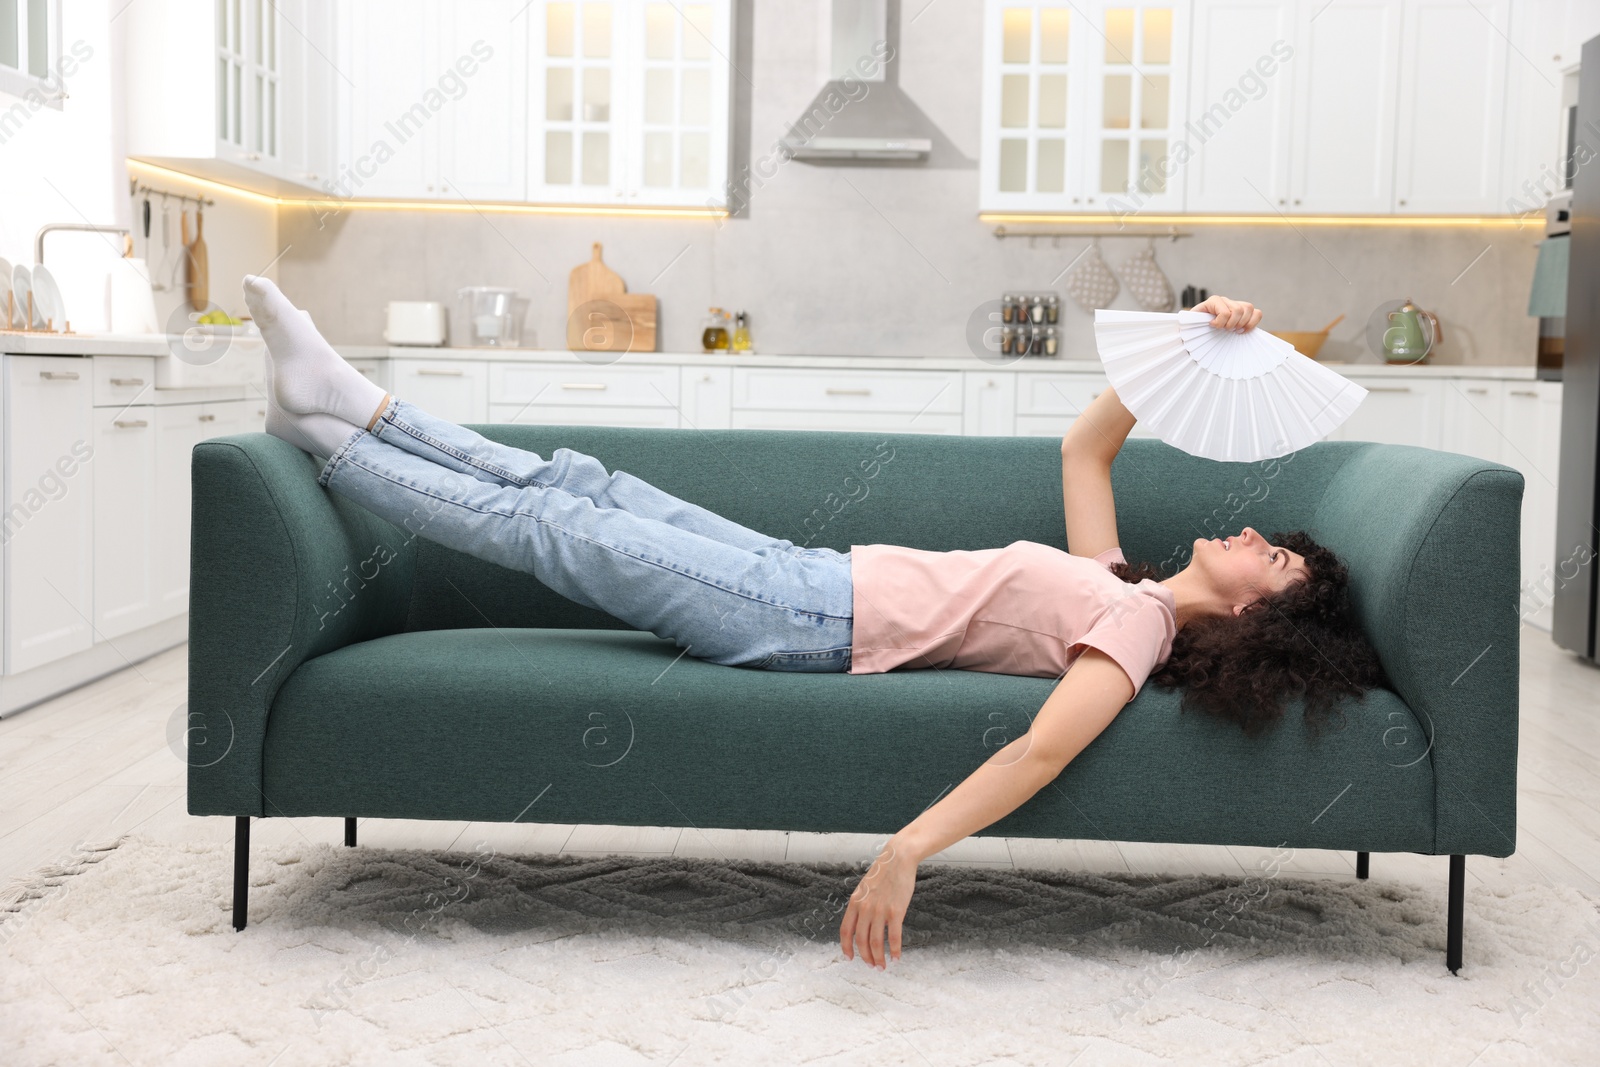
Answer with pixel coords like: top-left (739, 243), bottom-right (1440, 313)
top-left (3, 358), bottom-right (95, 674)
top-left (489, 402), bottom-right (681, 428)
top-left (392, 359), bottom-right (490, 423)
top-left (729, 367), bottom-right (964, 435)
top-left (964, 372), bottom-right (1017, 436)
top-left (440, 0), bottom-right (530, 202)
top-left (278, 0), bottom-right (338, 190)
top-left (530, 0), bottom-right (733, 207)
top-left (1501, 382), bottom-right (1563, 631)
top-left (92, 406), bottom-right (159, 641)
top-left (1014, 371), bottom-right (1159, 437)
top-left (340, 0), bottom-right (440, 198)
top-left (1288, 0), bottom-right (1405, 214)
top-left (1330, 377), bottom-right (1443, 447)
top-left (153, 405), bottom-right (210, 622)
top-left (1392, 0), bottom-right (1509, 214)
top-left (125, 0), bottom-right (329, 193)
top-left (1440, 379), bottom-right (1504, 461)
top-left (979, 0), bottom-right (1189, 212)
top-left (1184, 1), bottom-right (1298, 213)
top-left (680, 366), bottom-right (732, 429)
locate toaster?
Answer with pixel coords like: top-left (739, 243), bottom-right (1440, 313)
top-left (384, 301), bottom-right (448, 345)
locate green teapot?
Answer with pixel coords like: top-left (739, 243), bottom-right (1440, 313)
top-left (1382, 298), bottom-right (1442, 363)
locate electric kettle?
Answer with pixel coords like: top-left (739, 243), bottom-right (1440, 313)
top-left (1382, 298), bottom-right (1442, 363)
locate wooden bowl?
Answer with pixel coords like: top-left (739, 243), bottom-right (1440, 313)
top-left (1268, 329), bottom-right (1330, 359)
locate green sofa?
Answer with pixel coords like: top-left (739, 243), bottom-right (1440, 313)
top-left (187, 427), bottom-right (1523, 973)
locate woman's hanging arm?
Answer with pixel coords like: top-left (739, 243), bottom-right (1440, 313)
top-left (1060, 387), bottom-right (1138, 559)
top-left (838, 650), bottom-right (1136, 968)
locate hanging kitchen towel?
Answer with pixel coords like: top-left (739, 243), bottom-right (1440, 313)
top-left (1064, 239), bottom-right (1119, 312)
top-left (1527, 233), bottom-right (1568, 318)
top-left (1118, 238), bottom-right (1176, 312)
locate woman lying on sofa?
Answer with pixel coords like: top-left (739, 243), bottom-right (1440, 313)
top-left (241, 276), bottom-right (1386, 974)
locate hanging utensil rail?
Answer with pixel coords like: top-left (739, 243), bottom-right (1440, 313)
top-left (992, 224), bottom-right (1192, 241)
top-left (128, 179), bottom-right (215, 209)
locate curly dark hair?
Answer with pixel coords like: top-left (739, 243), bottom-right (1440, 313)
top-left (1108, 531), bottom-right (1390, 739)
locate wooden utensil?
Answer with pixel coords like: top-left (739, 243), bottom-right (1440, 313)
top-left (187, 206), bottom-right (210, 311)
top-left (566, 242), bottom-right (658, 352)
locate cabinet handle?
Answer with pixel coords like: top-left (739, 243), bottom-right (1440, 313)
top-left (826, 388), bottom-right (871, 396)
top-left (109, 377), bottom-right (146, 386)
top-left (1508, 389), bottom-right (1538, 397)
top-left (1364, 386), bottom-right (1412, 393)
top-left (257, 409), bottom-right (267, 417)
top-left (199, 413), bottom-right (217, 422)
top-left (1465, 387), bottom-right (1488, 394)
top-left (356, 367), bottom-right (374, 376)
top-left (113, 418), bottom-right (149, 429)
top-left (561, 383), bottom-right (607, 390)
top-left (39, 370), bottom-right (80, 380)
top-left (415, 368), bottom-right (465, 376)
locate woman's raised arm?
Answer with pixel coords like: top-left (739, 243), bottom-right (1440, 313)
top-left (1060, 387), bottom-right (1137, 559)
top-left (1059, 295), bottom-right (1262, 559)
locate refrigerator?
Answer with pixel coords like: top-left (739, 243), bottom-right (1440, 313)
top-left (1553, 35), bottom-right (1600, 662)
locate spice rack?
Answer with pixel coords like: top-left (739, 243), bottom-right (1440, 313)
top-left (999, 291), bottom-right (1061, 358)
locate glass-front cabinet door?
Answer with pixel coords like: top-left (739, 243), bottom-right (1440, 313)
top-left (530, 0), bottom-right (731, 207)
top-left (980, 0), bottom-right (1188, 213)
top-left (533, 1), bottom-right (622, 198)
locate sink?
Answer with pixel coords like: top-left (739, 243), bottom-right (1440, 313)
top-left (156, 332), bottom-right (266, 389)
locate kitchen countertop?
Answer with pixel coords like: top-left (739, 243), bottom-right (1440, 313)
top-left (0, 332), bottom-right (265, 357)
top-left (338, 344), bottom-right (1547, 379)
top-left (0, 333), bottom-right (1546, 379)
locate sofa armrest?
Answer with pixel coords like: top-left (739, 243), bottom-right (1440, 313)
top-left (1311, 444), bottom-right (1524, 857)
top-left (187, 433), bottom-right (417, 816)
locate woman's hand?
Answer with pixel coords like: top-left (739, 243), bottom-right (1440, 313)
top-left (839, 835), bottom-right (918, 969)
top-left (1193, 294), bottom-right (1262, 333)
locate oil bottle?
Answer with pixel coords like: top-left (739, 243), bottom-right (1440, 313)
top-left (731, 310), bottom-right (752, 353)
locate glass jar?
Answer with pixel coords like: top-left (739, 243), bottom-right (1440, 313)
top-left (701, 307), bottom-right (730, 353)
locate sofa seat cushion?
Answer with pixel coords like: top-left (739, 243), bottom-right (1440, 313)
top-left (262, 629), bottom-right (1437, 853)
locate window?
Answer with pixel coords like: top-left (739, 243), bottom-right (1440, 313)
top-left (0, 0), bottom-right (62, 107)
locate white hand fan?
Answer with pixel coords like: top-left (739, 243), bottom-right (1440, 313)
top-left (1093, 308), bottom-right (1368, 462)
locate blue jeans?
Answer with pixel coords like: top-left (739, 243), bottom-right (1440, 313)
top-left (315, 398), bottom-right (854, 672)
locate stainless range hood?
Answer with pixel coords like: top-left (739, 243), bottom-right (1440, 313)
top-left (781, 0), bottom-right (933, 162)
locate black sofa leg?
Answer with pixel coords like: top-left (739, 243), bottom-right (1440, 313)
top-left (345, 818), bottom-right (357, 847)
top-left (1356, 852), bottom-right (1369, 879)
top-left (1447, 854), bottom-right (1466, 975)
top-left (232, 816), bottom-right (250, 932)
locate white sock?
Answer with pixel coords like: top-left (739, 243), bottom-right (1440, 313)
top-left (243, 274), bottom-right (389, 428)
top-left (265, 388), bottom-right (360, 458)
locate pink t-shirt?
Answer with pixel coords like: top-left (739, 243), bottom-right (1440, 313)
top-left (847, 541), bottom-right (1177, 695)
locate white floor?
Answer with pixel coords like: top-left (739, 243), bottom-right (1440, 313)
top-left (2, 628), bottom-right (1598, 902)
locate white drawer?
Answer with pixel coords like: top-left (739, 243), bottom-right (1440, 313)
top-left (732, 368), bottom-right (961, 414)
top-left (1016, 372), bottom-right (1107, 416)
top-left (93, 356), bottom-right (156, 407)
top-left (729, 409), bottom-right (964, 435)
top-left (346, 358), bottom-right (391, 392)
top-left (489, 403), bottom-right (681, 429)
top-left (491, 362), bottom-right (680, 407)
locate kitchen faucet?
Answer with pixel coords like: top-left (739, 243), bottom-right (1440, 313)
top-left (34, 223), bottom-right (131, 264)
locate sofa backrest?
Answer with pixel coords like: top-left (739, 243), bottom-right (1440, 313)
top-left (402, 426), bottom-right (1370, 634)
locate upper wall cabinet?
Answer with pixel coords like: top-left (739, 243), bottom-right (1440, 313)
top-left (335, 0), bottom-right (732, 207)
top-left (126, 0), bottom-right (337, 196)
top-left (982, 0), bottom-right (1546, 215)
top-left (1391, 0), bottom-right (1510, 214)
top-left (337, 0), bottom-right (529, 202)
top-left (979, 1), bottom-right (1190, 213)
top-left (529, 0), bottom-right (733, 207)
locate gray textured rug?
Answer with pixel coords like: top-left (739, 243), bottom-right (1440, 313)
top-left (3, 834), bottom-right (1598, 1066)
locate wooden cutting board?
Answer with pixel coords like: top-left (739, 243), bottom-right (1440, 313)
top-left (186, 207), bottom-right (210, 312)
top-left (566, 242), bottom-right (657, 352)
